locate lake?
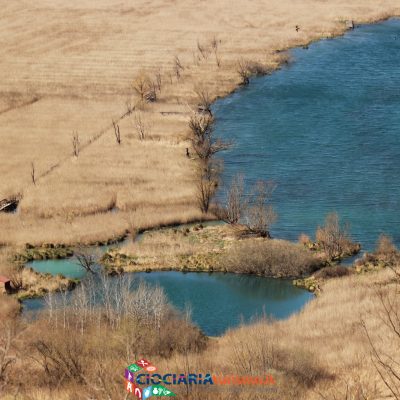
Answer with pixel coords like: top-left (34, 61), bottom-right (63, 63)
top-left (213, 18), bottom-right (400, 251)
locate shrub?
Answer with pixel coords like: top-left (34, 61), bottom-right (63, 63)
top-left (216, 174), bottom-right (246, 224)
top-left (316, 212), bottom-right (355, 260)
top-left (375, 234), bottom-right (398, 259)
top-left (219, 239), bottom-right (322, 277)
top-left (243, 181), bottom-right (277, 238)
top-left (298, 233), bottom-right (311, 246)
top-left (314, 265), bottom-right (353, 279)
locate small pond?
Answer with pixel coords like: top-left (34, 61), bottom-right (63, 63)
top-left (23, 271), bottom-right (312, 336)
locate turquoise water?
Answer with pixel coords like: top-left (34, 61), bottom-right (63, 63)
top-left (23, 272), bottom-right (312, 336)
top-left (213, 19), bottom-right (400, 250)
top-left (29, 259), bottom-right (87, 279)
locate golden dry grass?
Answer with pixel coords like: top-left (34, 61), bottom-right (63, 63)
top-left (0, 0), bottom-right (399, 247)
top-left (9, 267), bottom-right (396, 400)
top-left (160, 267), bottom-right (400, 399)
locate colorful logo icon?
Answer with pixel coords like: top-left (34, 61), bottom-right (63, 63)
top-left (124, 359), bottom-right (176, 399)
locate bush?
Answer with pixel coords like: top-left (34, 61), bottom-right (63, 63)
top-left (316, 212), bottom-right (356, 260)
top-left (219, 239), bottom-right (322, 278)
top-left (314, 265), bottom-right (353, 279)
top-left (375, 234), bottom-right (398, 259)
top-left (298, 233), bottom-right (311, 246)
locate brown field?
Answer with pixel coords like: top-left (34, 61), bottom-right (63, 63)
top-left (0, 0), bottom-right (399, 247)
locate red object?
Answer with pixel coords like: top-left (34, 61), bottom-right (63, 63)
top-left (136, 359), bottom-right (151, 368)
top-left (0, 276), bottom-right (10, 283)
top-left (125, 380), bottom-right (142, 398)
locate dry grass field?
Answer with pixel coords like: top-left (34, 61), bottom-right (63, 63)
top-left (0, 0), bottom-right (399, 246)
top-left (1, 265), bottom-right (398, 399)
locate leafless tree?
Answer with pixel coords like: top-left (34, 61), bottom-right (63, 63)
top-left (74, 247), bottom-right (98, 274)
top-left (316, 213), bottom-right (352, 260)
top-left (30, 162), bottom-right (36, 185)
top-left (134, 111), bottom-right (150, 140)
top-left (194, 86), bottom-right (212, 114)
top-left (112, 120), bottom-right (121, 145)
top-left (196, 160), bottom-right (221, 213)
top-left (217, 174), bottom-right (247, 224)
top-left (155, 69), bottom-right (162, 92)
top-left (133, 73), bottom-right (150, 102)
top-left (237, 59), bottom-right (251, 85)
top-left (197, 40), bottom-right (208, 60)
top-left (211, 36), bottom-right (221, 67)
top-left (188, 112), bottom-right (231, 160)
top-left (72, 131), bottom-right (80, 157)
top-left (243, 180), bottom-right (277, 238)
top-left (174, 56), bottom-right (184, 80)
top-left (133, 72), bottom-right (157, 102)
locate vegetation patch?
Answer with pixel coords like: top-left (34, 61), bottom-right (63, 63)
top-left (101, 224), bottom-right (326, 278)
top-left (13, 244), bottom-right (74, 264)
top-left (16, 268), bottom-right (77, 300)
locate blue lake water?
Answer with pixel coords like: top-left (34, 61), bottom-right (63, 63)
top-left (23, 271), bottom-right (312, 336)
top-left (213, 18), bottom-right (400, 251)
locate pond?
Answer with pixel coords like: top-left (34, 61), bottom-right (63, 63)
top-left (213, 18), bottom-right (400, 251)
top-left (23, 271), bottom-right (312, 336)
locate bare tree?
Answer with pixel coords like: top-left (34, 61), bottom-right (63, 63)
top-left (112, 120), bottom-right (121, 145)
top-left (30, 161), bottom-right (36, 185)
top-left (133, 111), bottom-right (150, 140)
top-left (74, 247), bottom-right (98, 274)
top-left (316, 213), bottom-right (352, 260)
top-left (188, 112), bottom-right (231, 160)
top-left (72, 131), bottom-right (80, 157)
top-left (174, 56), bottom-right (184, 80)
top-left (155, 69), bottom-right (162, 92)
top-left (211, 36), bottom-right (221, 67)
top-left (133, 73), bottom-right (150, 102)
top-left (194, 86), bottom-right (212, 114)
top-left (243, 180), bottom-right (277, 238)
top-left (237, 59), bottom-right (251, 85)
top-left (196, 161), bottom-right (221, 213)
top-left (197, 40), bottom-right (208, 60)
top-left (217, 174), bottom-right (247, 224)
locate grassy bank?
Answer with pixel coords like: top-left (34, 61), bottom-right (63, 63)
top-left (101, 224), bottom-right (325, 277)
top-left (0, 1), bottom-right (399, 247)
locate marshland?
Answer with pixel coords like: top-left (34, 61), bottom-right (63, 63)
top-left (1, 1), bottom-right (400, 399)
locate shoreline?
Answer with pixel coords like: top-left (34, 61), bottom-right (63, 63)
top-left (4, 13), bottom-right (400, 303)
top-left (1, 8), bottom-right (399, 247)
top-left (15, 222), bottom-right (361, 301)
